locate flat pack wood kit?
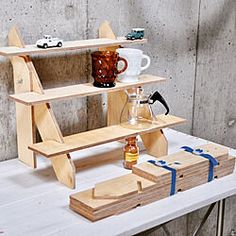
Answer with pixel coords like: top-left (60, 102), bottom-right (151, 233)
top-left (70, 143), bottom-right (235, 221)
top-left (0, 21), bottom-right (185, 188)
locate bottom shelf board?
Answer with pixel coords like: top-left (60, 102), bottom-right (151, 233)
top-left (29, 114), bottom-right (186, 158)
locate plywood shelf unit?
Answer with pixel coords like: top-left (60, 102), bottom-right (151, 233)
top-left (5, 21), bottom-right (186, 189)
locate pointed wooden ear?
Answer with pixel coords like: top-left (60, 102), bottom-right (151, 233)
top-left (99, 21), bottom-right (116, 39)
top-left (8, 26), bottom-right (25, 47)
top-left (98, 21), bottom-right (119, 51)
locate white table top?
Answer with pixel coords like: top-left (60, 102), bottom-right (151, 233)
top-left (0, 129), bottom-right (235, 236)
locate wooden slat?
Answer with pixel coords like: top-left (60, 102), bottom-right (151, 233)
top-left (9, 74), bottom-right (165, 105)
top-left (8, 27), bottom-right (36, 168)
top-left (94, 173), bottom-right (156, 199)
top-left (29, 114), bottom-right (186, 157)
top-left (0, 37), bottom-right (147, 56)
top-left (141, 130), bottom-right (168, 157)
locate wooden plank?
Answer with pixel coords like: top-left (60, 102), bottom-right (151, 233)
top-left (141, 129), bottom-right (168, 157)
top-left (0, 37), bottom-right (147, 56)
top-left (94, 173), bottom-right (156, 199)
top-left (29, 114), bottom-right (186, 157)
top-left (8, 27), bottom-right (36, 168)
top-left (98, 21), bottom-right (120, 51)
top-left (107, 90), bottom-right (127, 126)
top-left (9, 75), bottom-right (166, 105)
top-left (33, 104), bottom-right (76, 189)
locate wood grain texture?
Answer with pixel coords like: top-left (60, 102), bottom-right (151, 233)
top-left (140, 130), bottom-right (168, 157)
top-left (9, 75), bottom-right (166, 105)
top-left (29, 114), bottom-right (186, 157)
top-left (69, 143), bottom-right (234, 221)
top-left (0, 38), bottom-right (147, 56)
top-left (94, 173), bottom-right (156, 199)
top-left (8, 27), bottom-right (36, 168)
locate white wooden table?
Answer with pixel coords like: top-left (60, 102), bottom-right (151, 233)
top-left (0, 129), bottom-right (235, 236)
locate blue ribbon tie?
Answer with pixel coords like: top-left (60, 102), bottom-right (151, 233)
top-left (148, 160), bottom-right (176, 196)
top-left (181, 146), bottom-right (219, 182)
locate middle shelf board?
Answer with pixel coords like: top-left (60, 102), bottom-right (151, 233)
top-left (9, 75), bottom-right (166, 106)
top-left (29, 114), bottom-right (186, 158)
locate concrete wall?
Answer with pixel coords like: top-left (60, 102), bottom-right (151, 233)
top-left (0, 0), bottom-right (235, 235)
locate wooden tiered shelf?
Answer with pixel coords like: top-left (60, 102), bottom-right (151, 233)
top-left (3, 21), bottom-right (186, 189)
top-left (29, 115), bottom-right (185, 157)
top-left (10, 74), bottom-right (165, 105)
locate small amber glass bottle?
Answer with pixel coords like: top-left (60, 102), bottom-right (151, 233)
top-left (123, 136), bottom-right (139, 169)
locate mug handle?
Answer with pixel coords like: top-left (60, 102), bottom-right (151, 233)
top-left (141, 54), bottom-right (151, 71)
top-left (117, 57), bottom-right (128, 74)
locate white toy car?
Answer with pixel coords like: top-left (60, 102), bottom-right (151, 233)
top-left (36, 35), bottom-right (63, 49)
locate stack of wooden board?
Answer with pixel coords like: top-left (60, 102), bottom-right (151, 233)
top-left (70, 143), bottom-right (235, 221)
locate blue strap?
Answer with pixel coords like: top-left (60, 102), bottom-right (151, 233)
top-left (148, 160), bottom-right (176, 196)
top-left (181, 146), bottom-right (219, 182)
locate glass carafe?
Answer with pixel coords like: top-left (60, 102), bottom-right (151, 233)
top-left (120, 87), bottom-right (169, 129)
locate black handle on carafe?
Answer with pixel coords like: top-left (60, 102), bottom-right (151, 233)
top-left (149, 91), bottom-right (169, 115)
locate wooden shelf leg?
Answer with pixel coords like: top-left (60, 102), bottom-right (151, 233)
top-left (51, 154), bottom-right (75, 189)
top-left (34, 104), bottom-right (76, 189)
top-left (15, 103), bottom-right (36, 168)
top-left (98, 21), bottom-right (127, 126)
top-left (140, 129), bottom-right (168, 158)
top-left (9, 27), bottom-right (76, 188)
top-left (98, 22), bottom-right (168, 157)
top-left (9, 54), bottom-right (36, 168)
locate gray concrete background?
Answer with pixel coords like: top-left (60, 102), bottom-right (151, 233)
top-left (0, 0), bottom-right (235, 235)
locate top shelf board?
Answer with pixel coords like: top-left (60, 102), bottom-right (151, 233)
top-left (0, 37), bottom-right (147, 56)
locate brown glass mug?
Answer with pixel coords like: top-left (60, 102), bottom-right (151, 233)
top-left (91, 51), bottom-right (128, 88)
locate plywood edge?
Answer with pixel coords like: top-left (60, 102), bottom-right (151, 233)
top-left (9, 74), bottom-right (166, 106)
top-left (69, 153), bottom-right (235, 221)
top-left (0, 37), bottom-right (147, 57)
top-left (28, 115), bottom-right (186, 157)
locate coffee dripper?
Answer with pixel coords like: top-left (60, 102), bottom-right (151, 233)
top-left (120, 87), bottom-right (169, 129)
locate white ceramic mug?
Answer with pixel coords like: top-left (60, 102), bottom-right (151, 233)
top-left (116, 48), bottom-right (151, 83)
